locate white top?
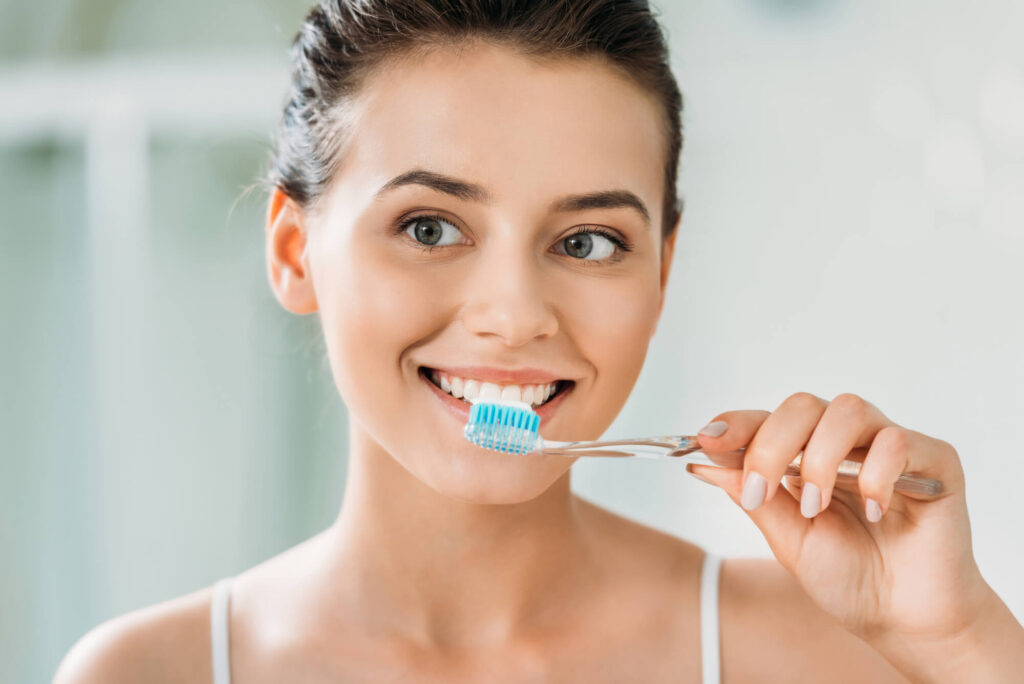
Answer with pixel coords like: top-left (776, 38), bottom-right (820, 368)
top-left (700, 552), bottom-right (724, 684)
top-left (210, 577), bottom-right (232, 684)
top-left (210, 553), bottom-right (724, 684)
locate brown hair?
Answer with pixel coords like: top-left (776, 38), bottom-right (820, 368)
top-left (267, 0), bottom-right (683, 238)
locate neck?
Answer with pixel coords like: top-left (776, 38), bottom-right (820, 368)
top-left (322, 422), bottom-right (598, 647)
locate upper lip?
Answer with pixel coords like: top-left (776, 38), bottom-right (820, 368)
top-left (421, 365), bottom-right (573, 386)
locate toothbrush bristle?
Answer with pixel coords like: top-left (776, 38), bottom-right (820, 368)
top-left (463, 400), bottom-right (541, 454)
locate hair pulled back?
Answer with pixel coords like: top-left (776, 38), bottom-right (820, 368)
top-left (268, 0), bottom-right (684, 237)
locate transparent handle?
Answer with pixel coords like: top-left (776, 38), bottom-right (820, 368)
top-left (540, 437), bottom-right (684, 459)
top-left (783, 458), bottom-right (943, 498)
top-left (543, 438), bottom-right (944, 499)
top-left (686, 447), bottom-right (944, 498)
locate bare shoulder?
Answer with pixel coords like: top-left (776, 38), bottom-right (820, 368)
top-left (720, 558), bottom-right (910, 683)
top-left (574, 495), bottom-right (705, 575)
top-left (54, 585), bottom-right (214, 684)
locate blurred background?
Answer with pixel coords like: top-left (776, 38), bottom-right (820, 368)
top-left (2, 0), bottom-right (1022, 680)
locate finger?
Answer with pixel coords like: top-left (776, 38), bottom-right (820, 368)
top-left (740, 392), bottom-right (829, 509)
top-left (687, 462), bottom-right (811, 572)
top-left (696, 409), bottom-right (771, 454)
top-left (857, 426), bottom-right (964, 520)
top-left (799, 393), bottom-right (896, 516)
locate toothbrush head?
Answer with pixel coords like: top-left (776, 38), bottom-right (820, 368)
top-left (463, 398), bottom-right (542, 454)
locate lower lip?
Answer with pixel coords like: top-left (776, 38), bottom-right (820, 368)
top-left (418, 368), bottom-right (573, 427)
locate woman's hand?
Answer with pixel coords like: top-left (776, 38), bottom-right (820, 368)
top-left (687, 392), bottom-right (1024, 681)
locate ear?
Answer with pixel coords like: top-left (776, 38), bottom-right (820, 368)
top-left (266, 187), bottom-right (318, 314)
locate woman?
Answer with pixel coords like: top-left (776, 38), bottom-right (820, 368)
top-left (57, 1), bottom-right (1024, 681)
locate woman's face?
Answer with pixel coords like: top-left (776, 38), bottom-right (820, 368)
top-left (297, 42), bottom-right (676, 504)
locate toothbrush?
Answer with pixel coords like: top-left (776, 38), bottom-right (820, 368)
top-left (463, 398), bottom-right (944, 498)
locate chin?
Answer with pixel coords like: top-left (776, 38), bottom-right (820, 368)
top-left (409, 442), bottom-right (574, 505)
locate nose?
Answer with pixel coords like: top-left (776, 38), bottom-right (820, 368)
top-left (458, 250), bottom-right (559, 347)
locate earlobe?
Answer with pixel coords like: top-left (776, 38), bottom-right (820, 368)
top-left (266, 187), bottom-right (318, 314)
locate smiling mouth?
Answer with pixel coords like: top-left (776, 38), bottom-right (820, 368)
top-left (418, 367), bottom-right (574, 408)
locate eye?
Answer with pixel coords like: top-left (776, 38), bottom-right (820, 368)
top-left (554, 229), bottom-right (624, 261)
top-left (402, 215), bottom-right (465, 247)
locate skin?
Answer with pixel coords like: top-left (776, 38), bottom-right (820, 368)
top-left (688, 399), bottom-right (1024, 681)
top-left (55, 41), bottom-right (1023, 683)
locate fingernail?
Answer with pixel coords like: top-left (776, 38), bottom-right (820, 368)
top-left (865, 498), bottom-right (882, 522)
top-left (698, 420), bottom-right (728, 437)
top-left (800, 482), bottom-right (821, 518)
top-left (687, 466), bottom-right (715, 486)
top-left (741, 471), bottom-right (767, 510)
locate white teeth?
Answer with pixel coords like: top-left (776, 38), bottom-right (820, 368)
top-left (428, 370), bottom-right (563, 407)
top-left (501, 385), bottom-right (521, 402)
top-left (463, 379), bottom-right (481, 402)
top-left (480, 382), bottom-right (501, 400)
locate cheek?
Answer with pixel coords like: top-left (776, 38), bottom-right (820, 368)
top-left (555, 269), bottom-right (662, 429)
top-left (562, 267), bottom-right (661, 357)
top-left (312, 234), bottom-right (449, 410)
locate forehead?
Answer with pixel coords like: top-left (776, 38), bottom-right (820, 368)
top-left (333, 41), bottom-right (666, 215)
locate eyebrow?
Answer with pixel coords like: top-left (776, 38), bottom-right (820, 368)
top-left (375, 168), bottom-right (651, 227)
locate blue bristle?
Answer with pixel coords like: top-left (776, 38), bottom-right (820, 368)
top-left (464, 401), bottom-right (540, 454)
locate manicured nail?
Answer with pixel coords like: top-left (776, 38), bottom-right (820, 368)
top-left (741, 471), bottom-right (767, 510)
top-left (800, 482), bottom-right (821, 518)
top-left (698, 420), bottom-right (728, 437)
top-left (865, 498), bottom-right (883, 522)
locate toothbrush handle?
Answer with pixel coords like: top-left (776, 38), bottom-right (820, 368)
top-left (542, 438), bottom-right (943, 498)
top-left (685, 447), bottom-right (943, 498)
top-left (785, 457), bottom-right (942, 498)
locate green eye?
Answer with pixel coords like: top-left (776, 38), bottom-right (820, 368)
top-left (412, 218), bottom-right (442, 245)
top-left (559, 231), bottom-right (618, 260)
top-left (404, 216), bottom-right (464, 247)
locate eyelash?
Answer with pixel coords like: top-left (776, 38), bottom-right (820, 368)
top-left (393, 213), bottom-right (634, 263)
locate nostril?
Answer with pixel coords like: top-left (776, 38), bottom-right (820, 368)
top-left (458, 294), bottom-right (559, 346)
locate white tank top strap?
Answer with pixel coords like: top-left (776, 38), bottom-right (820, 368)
top-left (208, 561), bottom-right (720, 684)
top-left (210, 577), bottom-right (234, 684)
top-left (700, 552), bottom-right (723, 684)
